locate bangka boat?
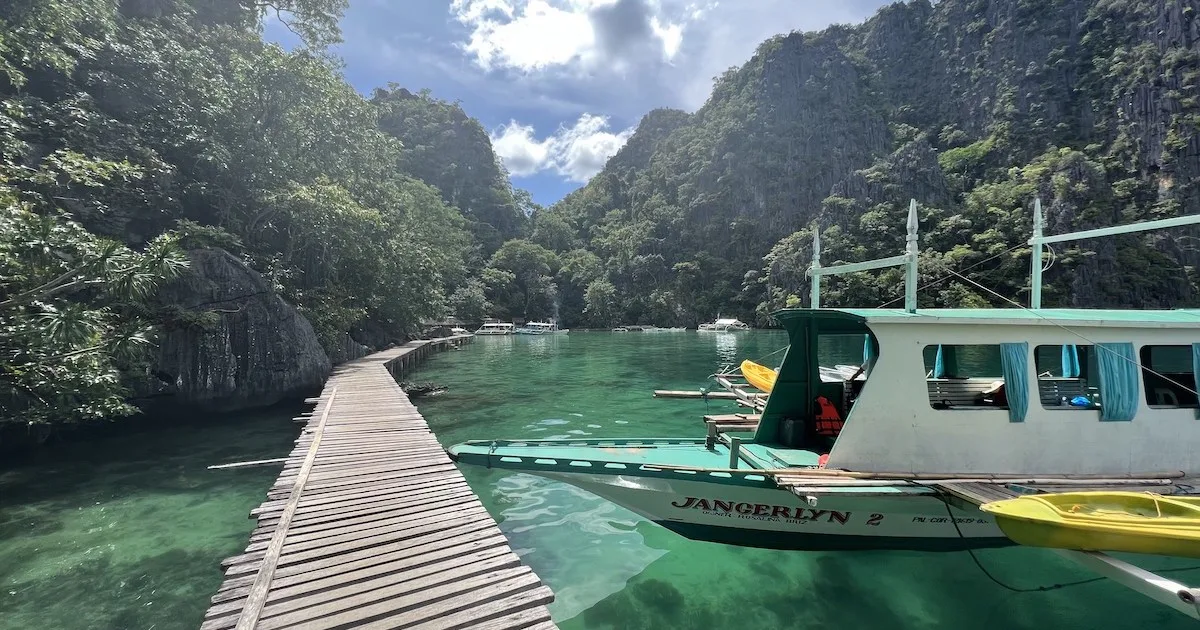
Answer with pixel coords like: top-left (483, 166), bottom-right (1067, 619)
top-left (515, 321), bottom-right (568, 335)
top-left (474, 321), bottom-right (515, 335)
top-left (698, 317), bottom-right (750, 332)
top-left (980, 492), bottom-right (1200, 558)
top-left (449, 199), bottom-right (1200, 619)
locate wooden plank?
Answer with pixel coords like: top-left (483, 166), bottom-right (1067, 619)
top-left (405, 587), bottom-right (556, 630)
top-left (255, 567), bottom-right (538, 630)
top-left (208, 458), bottom-right (289, 470)
top-left (202, 339), bottom-right (555, 629)
top-left (345, 572), bottom-right (548, 630)
top-left (653, 389), bottom-right (741, 399)
top-left (233, 387), bottom-right (338, 630)
top-left (213, 532), bottom-right (510, 606)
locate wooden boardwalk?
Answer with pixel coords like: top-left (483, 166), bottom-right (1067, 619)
top-left (202, 337), bottom-right (557, 630)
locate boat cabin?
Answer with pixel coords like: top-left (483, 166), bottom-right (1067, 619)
top-left (759, 308), bottom-right (1200, 476)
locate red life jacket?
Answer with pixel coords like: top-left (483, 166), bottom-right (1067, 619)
top-left (814, 396), bottom-right (843, 437)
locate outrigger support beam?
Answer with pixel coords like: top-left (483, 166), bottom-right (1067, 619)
top-left (1055, 550), bottom-right (1200, 620)
top-left (809, 199), bottom-right (919, 313)
top-left (1028, 199), bottom-right (1200, 308)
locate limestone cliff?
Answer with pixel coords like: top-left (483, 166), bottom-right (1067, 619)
top-left (138, 248), bottom-right (331, 412)
top-left (554, 0), bottom-right (1200, 318)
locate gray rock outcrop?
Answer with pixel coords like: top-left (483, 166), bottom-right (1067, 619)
top-left (140, 248), bottom-right (331, 412)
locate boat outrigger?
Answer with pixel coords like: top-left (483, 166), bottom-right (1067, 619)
top-left (448, 199), bottom-right (1200, 619)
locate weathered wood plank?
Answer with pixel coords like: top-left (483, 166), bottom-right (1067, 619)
top-left (201, 337), bottom-right (555, 629)
top-left (231, 387), bottom-right (338, 630)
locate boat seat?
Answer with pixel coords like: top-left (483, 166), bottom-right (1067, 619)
top-left (703, 414), bottom-right (761, 449)
top-left (1037, 378), bottom-right (1090, 406)
top-left (926, 378), bottom-right (1002, 408)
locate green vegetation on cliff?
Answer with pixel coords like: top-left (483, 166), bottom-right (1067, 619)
top-left (0, 0), bottom-right (524, 428)
top-left (482, 0), bottom-right (1199, 327)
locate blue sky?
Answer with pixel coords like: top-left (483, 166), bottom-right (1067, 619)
top-left (266, 0), bottom-right (891, 206)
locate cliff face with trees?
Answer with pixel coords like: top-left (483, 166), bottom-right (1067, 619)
top-left (509, 0), bottom-right (1199, 328)
top-left (4, 0), bottom-right (1199, 436)
top-left (0, 0), bottom-right (527, 437)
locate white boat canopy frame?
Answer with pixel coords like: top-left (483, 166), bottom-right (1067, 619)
top-left (1029, 198), bottom-right (1200, 308)
top-left (809, 199), bottom-right (919, 313)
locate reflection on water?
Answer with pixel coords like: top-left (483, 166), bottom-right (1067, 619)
top-left (712, 332), bottom-right (741, 366)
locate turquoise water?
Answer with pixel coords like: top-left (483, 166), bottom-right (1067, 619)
top-left (415, 332), bottom-right (1200, 630)
top-left (0, 408), bottom-right (300, 629)
top-left (0, 332), bottom-right (1196, 629)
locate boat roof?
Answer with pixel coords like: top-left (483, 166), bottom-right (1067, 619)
top-left (714, 318), bottom-right (742, 325)
top-left (775, 308), bottom-right (1200, 328)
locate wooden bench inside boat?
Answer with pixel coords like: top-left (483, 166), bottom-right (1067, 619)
top-left (926, 378), bottom-right (1002, 408)
top-left (1037, 377), bottom-right (1091, 406)
top-left (704, 413), bottom-right (761, 448)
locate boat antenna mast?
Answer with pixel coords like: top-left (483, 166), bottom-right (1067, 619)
top-left (1028, 198), bottom-right (1200, 308)
top-left (809, 199), bottom-right (919, 313)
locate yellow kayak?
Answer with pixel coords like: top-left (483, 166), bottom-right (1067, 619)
top-left (740, 360), bottom-right (777, 393)
top-left (980, 491), bottom-right (1200, 558)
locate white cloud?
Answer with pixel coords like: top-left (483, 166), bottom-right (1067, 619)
top-left (491, 114), bottom-right (634, 181)
top-left (447, 0), bottom-right (886, 116)
top-left (450, 0), bottom-right (702, 72)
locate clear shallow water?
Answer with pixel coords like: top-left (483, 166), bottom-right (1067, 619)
top-left (0, 407), bottom-right (300, 630)
top-left (0, 333), bottom-right (1196, 629)
top-left (415, 332), bottom-right (1200, 630)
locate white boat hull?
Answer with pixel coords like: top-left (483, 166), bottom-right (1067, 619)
top-left (540, 471), bottom-right (1008, 551)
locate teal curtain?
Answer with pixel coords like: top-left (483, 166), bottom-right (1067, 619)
top-left (1061, 344), bottom-right (1080, 378)
top-left (933, 345), bottom-right (958, 378)
top-left (1000, 342), bottom-right (1029, 422)
top-left (1097, 342), bottom-right (1138, 421)
top-left (1192, 343), bottom-right (1200, 419)
top-left (863, 334), bottom-right (875, 363)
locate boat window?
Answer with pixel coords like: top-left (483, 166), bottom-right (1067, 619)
top-left (1139, 345), bottom-right (1198, 409)
top-left (1033, 344), bottom-right (1099, 410)
top-left (922, 344), bottom-right (1008, 411)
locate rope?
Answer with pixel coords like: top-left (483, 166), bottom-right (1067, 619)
top-left (947, 269), bottom-right (1200, 398)
top-left (933, 488), bottom-right (1200, 593)
top-left (875, 242), bottom-right (1030, 309)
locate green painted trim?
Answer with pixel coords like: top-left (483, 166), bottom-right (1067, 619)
top-left (448, 441), bottom-right (781, 489)
top-left (772, 307), bottom-right (1200, 326)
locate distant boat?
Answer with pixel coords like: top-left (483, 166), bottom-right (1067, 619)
top-left (474, 322), bottom-right (515, 335)
top-left (612, 326), bottom-right (629, 332)
top-left (450, 327), bottom-right (469, 335)
top-left (515, 321), bottom-right (568, 335)
top-left (698, 317), bottom-right (750, 332)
